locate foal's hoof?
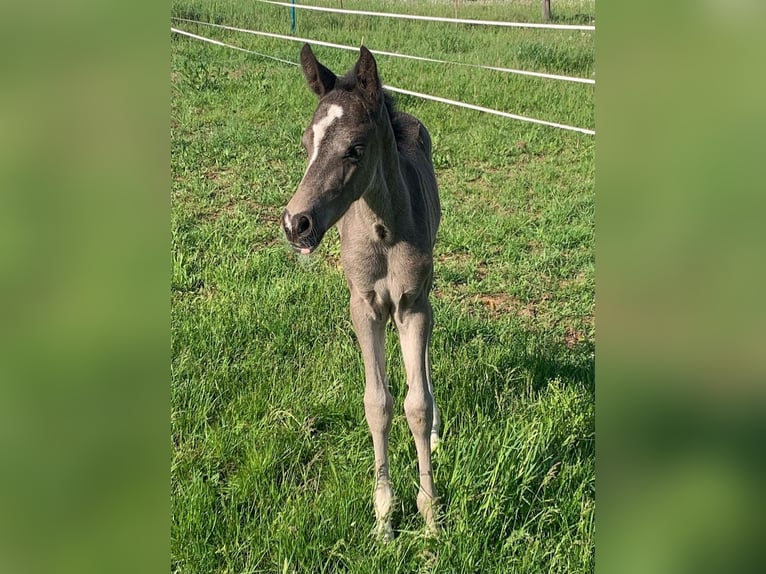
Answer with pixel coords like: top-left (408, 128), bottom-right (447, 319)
top-left (424, 520), bottom-right (441, 538)
top-left (417, 492), bottom-right (440, 537)
top-left (375, 519), bottom-right (394, 543)
top-left (430, 431), bottom-right (440, 452)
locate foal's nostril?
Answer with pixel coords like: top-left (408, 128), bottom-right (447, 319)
top-left (296, 214), bottom-right (313, 238)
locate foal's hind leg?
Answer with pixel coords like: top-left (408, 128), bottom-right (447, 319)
top-left (395, 297), bottom-right (439, 535)
top-left (425, 333), bottom-right (440, 452)
top-left (350, 296), bottom-right (394, 541)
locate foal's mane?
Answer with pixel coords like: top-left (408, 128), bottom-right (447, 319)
top-left (381, 91), bottom-right (411, 151)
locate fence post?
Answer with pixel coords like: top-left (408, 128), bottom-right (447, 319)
top-left (542, 0), bottom-right (551, 21)
top-left (291, 0), bottom-right (296, 34)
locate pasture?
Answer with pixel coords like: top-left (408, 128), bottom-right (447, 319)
top-left (171, 0), bottom-right (594, 571)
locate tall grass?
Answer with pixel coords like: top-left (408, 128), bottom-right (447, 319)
top-left (172, 1), bottom-right (594, 571)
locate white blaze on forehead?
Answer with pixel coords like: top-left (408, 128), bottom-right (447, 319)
top-left (308, 104), bottom-right (344, 168)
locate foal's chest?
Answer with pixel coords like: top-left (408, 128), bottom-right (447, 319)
top-left (340, 238), bottom-right (433, 318)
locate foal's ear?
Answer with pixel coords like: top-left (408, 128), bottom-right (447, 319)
top-left (353, 46), bottom-right (382, 107)
top-left (300, 43), bottom-right (336, 97)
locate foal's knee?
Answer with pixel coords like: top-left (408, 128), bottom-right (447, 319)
top-left (364, 388), bottom-right (393, 433)
top-left (404, 388), bottom-right (433, 435)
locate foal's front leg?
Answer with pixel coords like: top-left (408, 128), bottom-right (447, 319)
top-left (395, 297), bottom-right (439, 535)
top-left (350, 295), bottom-right (394, 541)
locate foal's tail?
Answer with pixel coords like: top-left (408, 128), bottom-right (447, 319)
top-left (417, 122), bottom-right (433, 160)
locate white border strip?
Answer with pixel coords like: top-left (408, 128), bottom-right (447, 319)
top-left (254, 0), bottom-right (595, 31)
top-left (172, 18), bottom-right (594, 85)
top-left (170, 27), bottom-right (595, 135)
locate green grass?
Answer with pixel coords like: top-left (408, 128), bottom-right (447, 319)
top-left (172, 1), bottom-right (594, 571)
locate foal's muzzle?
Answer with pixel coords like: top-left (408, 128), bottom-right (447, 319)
top-left (282, 209), bottom-right (317, 255)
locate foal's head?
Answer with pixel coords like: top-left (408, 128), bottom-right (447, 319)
top-left (282, 44), bottom-right (389, 254)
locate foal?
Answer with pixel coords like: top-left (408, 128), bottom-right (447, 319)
top-left (282, 44), bottom-right (441, 539)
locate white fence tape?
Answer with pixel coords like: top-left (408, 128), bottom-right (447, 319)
top-left (171, 27), bottom-right (298, 66)
top-left (170, 26), bottom-right (595, 135)
top-left (171, 18), bottom-right (594, 85)
top-left (254, 0), bottom-right (595, 31)
top-left (385, 86), bottom-right (595, 135)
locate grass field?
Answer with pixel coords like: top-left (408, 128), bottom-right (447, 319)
top-left (171, 1), bottom-right (595, 571)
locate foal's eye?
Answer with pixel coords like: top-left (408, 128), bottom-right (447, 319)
top-left (344, 145), bottom-right (365, 162)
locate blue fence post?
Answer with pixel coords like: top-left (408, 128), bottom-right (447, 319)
top-left (291, 0), bottom-right (296, 34)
